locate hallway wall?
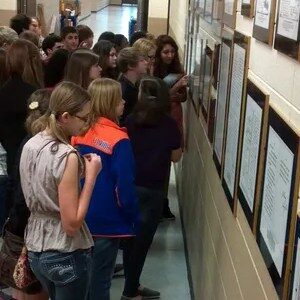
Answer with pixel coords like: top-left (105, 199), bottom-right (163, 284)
top-left (0, 0), bottom-right (17, 26)
top-left (168, 0), bottom-right (295, 299)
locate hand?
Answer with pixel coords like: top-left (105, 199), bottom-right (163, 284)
top-left (79, 41), bottom-right (89, 48)
top-left (177, 75), bottom-right (188, 88)
top-left (83, 153), bottom-right (102, 180)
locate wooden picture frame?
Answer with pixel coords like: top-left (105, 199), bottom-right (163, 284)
top-left (223, 0), bottom-right (237, 29)
top-left (238, 79), bottom-right (269, 234)
top-left (289, 215), bottom-right (300, 300)
top-left (222, 31), bottom-right (251, 215)
top-left (274, 0), bottom-right (300, 60)
top-left (256, 107), bottom-right (300, 299)
top-left (252, 0), bottom-right (276, 45)
top-left (213, 34), bottom-right (234, 177)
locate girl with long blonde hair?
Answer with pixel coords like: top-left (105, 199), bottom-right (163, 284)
top-left (72, 78), bottom-right (140, 300)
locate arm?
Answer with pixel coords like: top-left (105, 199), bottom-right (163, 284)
top-left (171, 148), bottom-right (182, 162)
top-left (111, 140), bottom-right (139, 227)
top-left (58, 152), bottom-right (100, 236)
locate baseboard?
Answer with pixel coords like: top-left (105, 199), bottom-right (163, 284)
top-left (91, 4), bottom-right (109, 13)
top-left (176, 179), bottom-right (195, 300)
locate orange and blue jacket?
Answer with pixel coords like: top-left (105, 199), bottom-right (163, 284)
top-left (72, 117), bottom-right (139, 237)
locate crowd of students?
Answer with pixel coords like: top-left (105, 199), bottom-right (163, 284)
top-left (0, 12), bottom-right (187, 300)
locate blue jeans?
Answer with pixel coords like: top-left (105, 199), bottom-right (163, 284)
top-left (28, 249), bottom-right (92, 300)
top-left (88, 237), bottom-right (120, 300)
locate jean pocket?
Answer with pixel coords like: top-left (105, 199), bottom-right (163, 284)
top-left (42, 254), bottom-right (78, 286)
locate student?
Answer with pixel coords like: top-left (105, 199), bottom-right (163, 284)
top-left (61, 26), bottom-right (79, 52)
top-left (65, 48), bottom-right (101, 89)
top-left (20, 82), bottom-right (101, 300)
top-left (117, 47), bottom-right (148, 125)
top-left (123, 77), bottom-right (182, 300)
top-left (3, 89), bottom-right (52, 300)
top-left (44, 48), bottom-right (70, 88)
top-left (98, 31), bottom-right (115, 43)
top-left (93, 40), bottom-right (118, 79)
top-left (132, 38), bottom-right (156, 75)
top-left (19, 30), bottom-right (39, 47)
top-left (42, 34), bottom-right (63, 58)
top-left (153, 35), bottom-right (187, 220)
top-left (0, 26), bottom-right (18, 49)
top-left (76, 24), bottom-right (94, 49)
top-left (72, 78), bottom-right (140, 300)
top-left (10, 13), bottom-right (32, 35)
top-left (0, 49), bottom-right (8, 87)
top-left (114, 34), bottom-right (129, 54)
top-left (129, 31), bottom-right (147, 46)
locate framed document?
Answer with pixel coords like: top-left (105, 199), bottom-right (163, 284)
top-left (192, 35), bottom-right (203, 114)
top-left (274, 0), bottom-right (300, 60)
top-left (223, 0), bottom-right (238, 29)
top-left (204, 0), bottom-right (214, 23)
top-left (213, 37), bottom-right (233, 176)
top-left (199, 0), bottom-right (206, 16)
top-left (222, 31), bottom-right (250, 214)
top-left (253, 0), bottom-right (277, 45)
top-left (257, 107), bottom-right (300, 299)
top-left (241, 0), bottom-right (255, 18)
top-left (201, 46), bottom-right (213, 120)
top-left (238, 80), bottom-right (269, 233)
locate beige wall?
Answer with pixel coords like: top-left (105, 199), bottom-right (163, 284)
top-left (91, 0), bottom-right (110, 11)
top-left (110, 0), bottom-right (122, 4)
top-left (147, 0), bottom-right (168, 36)
top-left (0, 0), bottom-right (17, 26)
top-left (169, 0), bottom-right (300, 298)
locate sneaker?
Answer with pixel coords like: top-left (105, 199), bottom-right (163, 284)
top-left (113, 263), bottom-right (124, 278)
top-left (120, 295), bottom-right (142, 300)
top-left (138, 285), bottom-right (160, 299)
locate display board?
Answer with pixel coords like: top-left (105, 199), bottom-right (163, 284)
top-left (213, 37), bottom-right (233, 175)
top-left (274, 0), bottom-right (300, 60)
top-left (222, 31), bottom-right (250, 214)
top-left (241, 0), bottom-right (255, 18)
top-left (238, 80), bottom-right (269, 233)
top-left (204, 0), bottom-right (214, 23)
top-left (201, 46), bottom-right (213, 120)
top-left (252, 0), bottom-right (277, 45)
top-left (257, 107), bottom-right (300, 299)
top-left (223, 0), bottom-right (237, 29)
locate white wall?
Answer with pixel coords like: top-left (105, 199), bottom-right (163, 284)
top-left (1, 0), bottom-right (17, 10)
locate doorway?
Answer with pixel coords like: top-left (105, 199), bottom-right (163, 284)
top-left (122, 0), bottom-right (138, 4)
top-left (17, 0), bottom-right (36, 16)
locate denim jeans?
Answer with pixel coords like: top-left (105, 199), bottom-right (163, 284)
top-left (0, 175), bottom-right (8, 233)
top-left (28, 249), bottom-right (92, 300)
top-left (88, 237), bottom-right (120, 300)
top-left (123, 186), bottom-right (164, 297)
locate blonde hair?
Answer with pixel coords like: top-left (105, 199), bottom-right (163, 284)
top-left (26, 89), bottom-right (51, 135)
top-left (133, 38), bottom-right (156, 58)
top-left (37, 81), bottom-right (90, 144)
top-left (88, 78), bottom-right (122, 124)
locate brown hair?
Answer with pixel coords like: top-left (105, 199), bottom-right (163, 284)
top-left (117, 47), bottom-right (142, 73)
top-left (76, 24), bottom-right (93, 45)
top-left (0, 49), bottom-right (8, 87)
top-left (26, 89), bottom-right (52, 135)
top-left (7, 39), bottom-right (44, 88)
top-left (65, 48), bottom-right (99, 89)
top-left (133, 76), bottom-right (170, 126)
top-left (153, 35), bottom-right (183, 79)
top-left (19, 30), bottom-right (39, 47)
top-left (88, 78), bottom-right (122, 124)
top-left (37, 81), bottom-right (90, 144)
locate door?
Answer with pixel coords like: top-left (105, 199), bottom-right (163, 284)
top-left (17, 0), bottom-right (36, 16)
